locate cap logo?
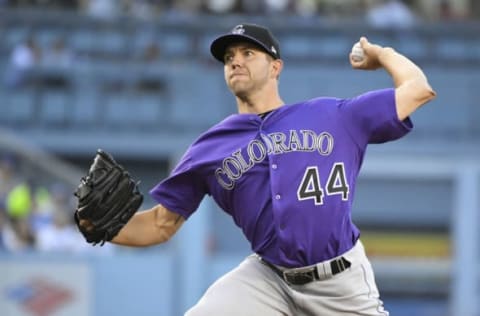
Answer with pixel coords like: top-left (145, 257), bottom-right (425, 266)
top-left (271, 46), bottom-right (277, 55)
top-left (231, 25), bottom-right (245, 35)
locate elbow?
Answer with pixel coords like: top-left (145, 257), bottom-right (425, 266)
top-left (152, 205), bottom-right (184, 244)
top-left (395, 79), bottom-right (437, 121)
top-left (413, 79), bottom-right (436, 108)
top-left (153, 222), bottom-right (176, 244)
top-left (421, 82), bottom-right (437, 104)
top-left (157, 228), bottom-right (175, 243)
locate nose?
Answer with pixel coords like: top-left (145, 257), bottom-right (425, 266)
top-left (229, 53), bottom-right (243, 68)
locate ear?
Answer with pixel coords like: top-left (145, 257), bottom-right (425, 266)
top-left (271, 59), bottom-right (283, 79)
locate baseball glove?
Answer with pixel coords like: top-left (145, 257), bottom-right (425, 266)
top-left (74, 149), bottom-right (143, 246)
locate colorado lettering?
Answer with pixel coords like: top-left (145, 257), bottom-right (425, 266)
top-left (215, 130), bottom-right (334, 189)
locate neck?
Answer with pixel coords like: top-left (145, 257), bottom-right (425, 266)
top-left (235, 88), bottom-right (284, 114)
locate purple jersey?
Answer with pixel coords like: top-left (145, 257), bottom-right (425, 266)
top-left (150, 88), bottom-right (412, 267)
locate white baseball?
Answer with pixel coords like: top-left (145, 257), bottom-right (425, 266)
top-left (351, 42), bottom-right (365, 62)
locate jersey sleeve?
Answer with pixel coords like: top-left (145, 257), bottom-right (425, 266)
top-left (149, 150), bottom-right (207, 220)
top-left (339, 88), bottom-right (413, 146)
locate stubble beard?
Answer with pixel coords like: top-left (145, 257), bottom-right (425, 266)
top-left (229, 80), bottom-right (253, 100)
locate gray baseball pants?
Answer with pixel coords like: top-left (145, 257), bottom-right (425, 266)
top-left (185, 240), bottom-right (389, 316)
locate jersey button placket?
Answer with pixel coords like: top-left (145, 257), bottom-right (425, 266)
top-left (271, 161), bottom-right (280, 199)
top-left (269, 157), bottom-right (283, 231)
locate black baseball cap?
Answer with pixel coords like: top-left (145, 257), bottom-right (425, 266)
top-left (210, 23), bottom-right (281, 63)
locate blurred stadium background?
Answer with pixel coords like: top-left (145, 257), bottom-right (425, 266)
top-left (0, 0), bottom-right (479, 315)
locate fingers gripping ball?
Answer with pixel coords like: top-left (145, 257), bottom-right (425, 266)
top-left (74, 149), bottom-right (143, 245)
top-left (351, 42), bottom-right (365, 62)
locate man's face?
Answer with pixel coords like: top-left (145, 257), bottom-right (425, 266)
top-left (223, 42), bottom-right (275, 97)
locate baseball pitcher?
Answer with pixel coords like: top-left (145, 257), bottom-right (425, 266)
top-left (74, 23), bottom-right (436, 315)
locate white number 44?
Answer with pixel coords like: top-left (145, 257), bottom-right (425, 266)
top-left (297, 163), bottom-right (350, 205)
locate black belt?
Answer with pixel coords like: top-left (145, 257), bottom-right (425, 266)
top-left (259, 257), bottom-right (351, 286)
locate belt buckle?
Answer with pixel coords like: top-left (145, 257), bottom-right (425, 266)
top-left (283, 268), bottom-right (317, 285)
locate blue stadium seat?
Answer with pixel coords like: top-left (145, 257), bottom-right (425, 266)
top-left (436, 38), bottom-right (470, 60)
top-left (159, 33), bottom-right (192, 58)
top-left (0, 88), bottom-right (36, 124)
top-left (394, 35), bottom-right (428, 60)
top-left (39, 89), bottom-right (70, 125)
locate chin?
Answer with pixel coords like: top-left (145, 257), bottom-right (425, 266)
top-left (229, 84), bottom-right (248, 96)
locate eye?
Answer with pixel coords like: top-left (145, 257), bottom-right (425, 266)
top-left (224, 54), bottom-right (233, 63)
top-left (244, 50), bottom-right (254, 57)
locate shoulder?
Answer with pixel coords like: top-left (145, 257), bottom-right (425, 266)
top-left (295, 89), bottom-right (394, 109)
top-left (194, 114), bottom-right (256, 142)
top-left (278, 97), bottom-right (343, 116)
top-left (186, 114), bottom-right (258, 158)
top-left (296, 96), bottom-right (341, 106)
top-left (343, 88), bottom-right (395, 107)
